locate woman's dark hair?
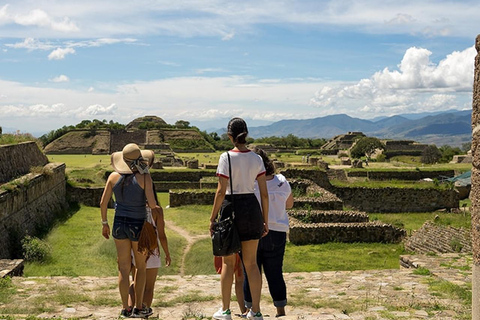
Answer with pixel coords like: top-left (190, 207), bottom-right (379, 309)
top-left (227, 117), bottom-right (248, 144)
top-left (254, 147), bottom-right (275, 176)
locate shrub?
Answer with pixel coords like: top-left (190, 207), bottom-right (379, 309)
top-left (22, 235), bottom-right (52, 263)
top-left (376, 154), bottom-right (386, 162)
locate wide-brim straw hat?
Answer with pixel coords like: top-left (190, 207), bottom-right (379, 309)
top-left (111, 143), bottom-right (155, 174)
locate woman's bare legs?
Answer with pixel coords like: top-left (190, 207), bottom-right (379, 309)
top-left (144, 268), bottom-right (158, 307)
top-left (220, 254), bottom-right (237, 311)
top-left (241, 240), bottom-right (262, 314)
top-left (234, 267), bottom-right (247, 314)
top-left (131, 242), bottom-right (147, 310)
top-left (114, 239), bottom-right (133, 309)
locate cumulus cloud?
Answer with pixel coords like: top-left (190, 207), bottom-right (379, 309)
top-left (0, 5), bottom-right (79, 32)
top-left (48, 47), bottom-right (75, 60)
top-left (310, 46), bottom-right (476, 117)
top-left (50, 74), bottom-right (69, 82)
top-left (79, 104), bottom-right (117, 117)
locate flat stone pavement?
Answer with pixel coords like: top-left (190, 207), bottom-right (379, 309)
top-left (1, 254), bottom-right (472, 320)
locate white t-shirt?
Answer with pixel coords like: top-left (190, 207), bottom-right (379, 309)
top-left (216, 150), bottom-right (266, 194)
top-left (254, 174), bottom-right (291, 232)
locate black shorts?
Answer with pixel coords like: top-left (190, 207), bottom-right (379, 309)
top-left (222, 194), bottom-right (264, 241)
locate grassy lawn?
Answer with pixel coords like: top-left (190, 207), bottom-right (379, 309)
top-left (370, 211), bottom-right (471, 234)
top-left (24, 204), bottom-right (185, 277)
top-left (27, 153), bottom-right (471, 277)
top-left (23, 199), bottom-right (472, 276)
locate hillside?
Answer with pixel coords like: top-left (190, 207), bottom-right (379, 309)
top-left (247, 110), bottom-right (471, 147)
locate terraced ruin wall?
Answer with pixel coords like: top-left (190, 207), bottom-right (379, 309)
top-left (0, 163), bottom-right (68, 258)
top-left (169, 190), bottom-right (215, 207)
top-left (333, 186), bottom-right (459, 213)
top-left (289, 220), bottom-right (406, 245)
top-left (346, 170), bottom-right (455, 181)
top-left (0, 142), bottom-right (48, 183)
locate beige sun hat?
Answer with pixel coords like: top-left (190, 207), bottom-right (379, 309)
top-left (111, 143), bottom-right (155, 174)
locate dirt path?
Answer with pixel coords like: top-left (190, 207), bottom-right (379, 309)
top-left (164, 220), bottom-right (210, 276)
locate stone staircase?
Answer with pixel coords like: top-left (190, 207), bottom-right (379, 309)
top-left (404, 221), bottom-right (471, 254)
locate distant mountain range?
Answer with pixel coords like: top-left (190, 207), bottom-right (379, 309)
top-left (244, 109), bottom-right (472, 147)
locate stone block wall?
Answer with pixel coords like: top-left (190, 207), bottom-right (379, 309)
top-left (289, 219), bottom-right (406, 245)
top-left (150, 170), bottom-right (216, 181)
top-left (281, 168), bottom-right (332, 189)
top-left (169, 190), bottom-right (215, 207)
top-left (332, 186), bottom-right (459, 213)
top-left (0, 163), bottom-right (68, 258)
top-left (67, 185), bottom-right (113, 208)
top-left (346, 169), bottom-right (455, 181)
top-left (0, 142), bottom-right (48, 183)
top-left (293, 197), bottom-right (343, 210)
top-left (154, 181), bottom-right (201, 192)
top-left (110, 130), bottom-right (147, 153)
top-left (288, 210), bottom-right (369, 223)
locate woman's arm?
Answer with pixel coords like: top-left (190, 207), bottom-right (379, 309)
top-left (143, 174), bottom-right (158, 209)
top-left (209, 176), bottom-right (229, 234)
top-left (285, 192), bottom-right (294, 209)
top-left (256, 174), bottom-right (269, 236)
top-left (152, 207), bottom-right (171, 267)
top-left (100, 173), bottom-right (117, 239)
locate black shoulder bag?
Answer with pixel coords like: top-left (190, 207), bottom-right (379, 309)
top-left (211, 152), bottom-right (242, 256)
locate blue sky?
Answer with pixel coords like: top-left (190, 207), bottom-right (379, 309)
top-left (0, 0), bottom-right (479, 136)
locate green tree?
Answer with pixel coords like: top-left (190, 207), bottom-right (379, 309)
top-left (421, 145), bottom-right (442, 164)
top-left (175, 120), bottom-right (190, 128)
top-left (439, 145), bottom-right (462, 163)
top-left (461, 142), bottom-right (472, 153)
top-left (350, 137), bottom-right (384, 159)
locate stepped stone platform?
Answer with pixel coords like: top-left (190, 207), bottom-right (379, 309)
top-left (289, 219), bottom-right (406, 245)
top-left (404, 221), bottom-right (472, 254)
top-left (289, 210), bottom-right (369, 223)
top-left (292, 197), bottom-right (343, 210)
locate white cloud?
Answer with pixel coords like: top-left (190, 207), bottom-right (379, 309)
top-left (1, 5), bottom-right (79, 32)
top-left (79, 104), bottom-right (117, 117)
top-left (0, 1), bottom-right (479, 39)
top-left (5, 37), bottom-right (54, 50)
top-left (221, 32), bottom-right (235, 41)
top-left (50, 74), bottom-right (69, 82)
top-left (48, 47), bottom-right (75, 60)
top-left (311, 46), bottom-right (476, 117)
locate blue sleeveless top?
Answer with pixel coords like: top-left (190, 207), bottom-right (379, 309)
top-left (113, 174), bottom-right (147, 220)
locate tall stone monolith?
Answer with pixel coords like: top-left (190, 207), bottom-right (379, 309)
top-left (472, 34), bottom-right (480, 320)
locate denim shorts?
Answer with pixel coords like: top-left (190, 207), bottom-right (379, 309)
top-left (112, 216), bottom-right (145, 241)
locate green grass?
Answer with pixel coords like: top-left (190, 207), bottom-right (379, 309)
top-left (369, 212), bottom-right (471, 233)
top-left (24, 204), bottom-right (185, 277)
top-left (184, 238), bottom-right (217, 275)
top-left (0, 277), bottom-right (16, 303)
top-left (283, 242), bottom-right (406, 272)
top-left (47, 154), bottom-right (112, 169)
top-left (0, 133), bottom-right (37, 145)
top-left (165, 205), bottom-right (211, 235)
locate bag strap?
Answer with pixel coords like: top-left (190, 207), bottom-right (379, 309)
top-left (218, 152), bottom-right (235, 221)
